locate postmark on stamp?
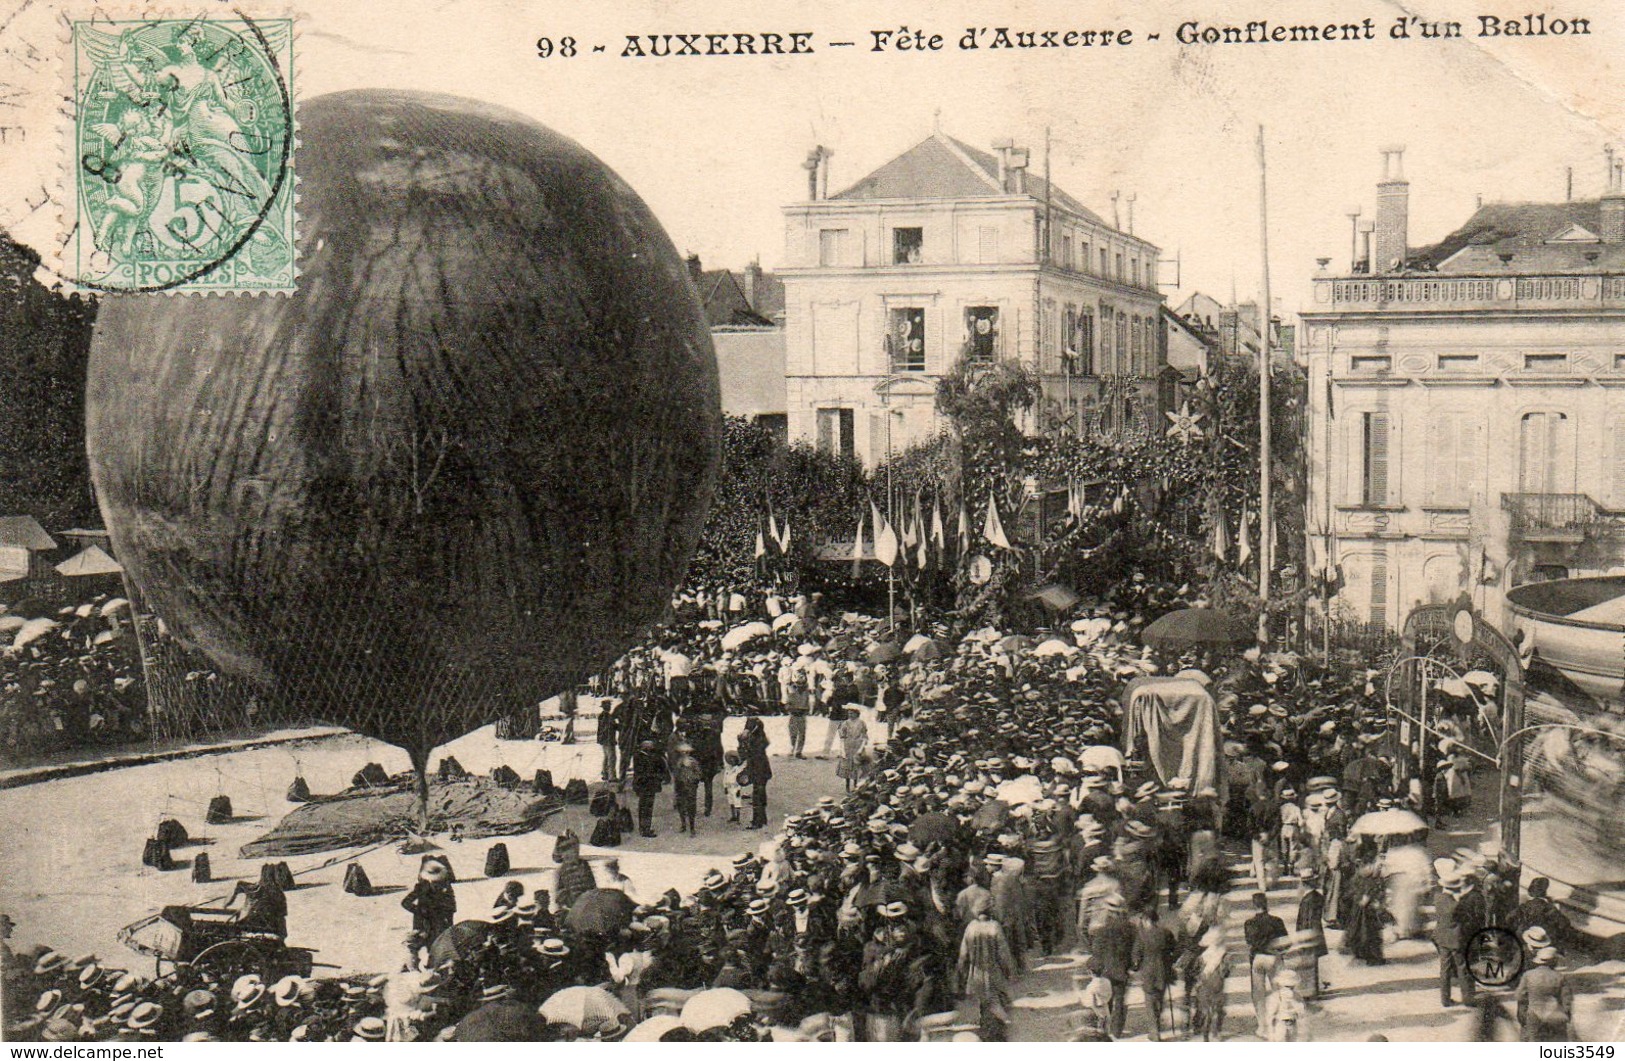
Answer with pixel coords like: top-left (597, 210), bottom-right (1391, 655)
top-left (70, 13), bottom-right (295, 293)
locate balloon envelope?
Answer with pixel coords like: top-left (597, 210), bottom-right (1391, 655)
top-left (86, 91), bottom-right (721, 763)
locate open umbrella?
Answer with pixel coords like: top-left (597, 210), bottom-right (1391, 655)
top-left (1078, 745), bottom-right (1126, 776)
top-left (12, 617), bottom-right (58, 649)
top-left (680, 987), bottom-right (753, 1032)
top-left (567, 888), bottom-right (637, 937)
top-left (1033, 638), bottom-right (1076, 658)
top-left (909, 638), bottom-right (943, 661)
top-left (428, 920), bottom-right (491, 966)
top-left (1349, 808), bottom-right (1428, 838)
top-left (100, 597), bottom-right (130, 616)
top-left (770, 613), bottom-right (798, 632)
top-left (539, 985), bottom-right (629, 1035)
top-left (1140, 608), bottom-right (1251, 651)
top-left (721, 622), bottom-right (772, 652)
top-left (452, 1002), bottom-right (548, 1041)
top-left (997, 634), bottom-right (1035, 654)
top-left (969, 799), bottom-right (1011, 832)
top-left (623, 1015), bottom-right (684, 1042)
top-left (906, 811), bottom-right (957, 847)
top-left (865, 641), bottom-right (901, 665)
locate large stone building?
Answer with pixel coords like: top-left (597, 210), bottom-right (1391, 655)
top-left (779, 132), bottom-right (1167, 465)
top-left (1303, 148), bottom-right (1625, 630)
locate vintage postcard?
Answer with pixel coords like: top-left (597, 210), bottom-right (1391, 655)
top-left (1, 0), bottom-right (1622, 1045)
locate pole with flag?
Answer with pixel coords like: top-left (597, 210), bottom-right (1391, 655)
top-left (957, 500), bottom-right (970, 559)
top-left (1256, 124), bottom-right (1275, 647)
top-left (851, 505), bottom-right (866, 580)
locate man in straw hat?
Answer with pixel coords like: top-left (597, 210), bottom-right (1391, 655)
top-left (1515, 941), bottom-right (1574, 1041)
top-left (1433, 862), bottom-right (1475, 1008)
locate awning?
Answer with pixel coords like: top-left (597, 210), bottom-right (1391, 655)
top-left (55, 545), bottom-right (123, 576)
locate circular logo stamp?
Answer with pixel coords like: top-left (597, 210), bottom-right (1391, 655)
top-left (1466, 926), bottom-right (1524, 987)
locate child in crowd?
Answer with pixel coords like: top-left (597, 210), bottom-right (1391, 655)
top-left (723, 751), bottom-right (747, 824)
top-left (673, 743), bottom-right (702, 835)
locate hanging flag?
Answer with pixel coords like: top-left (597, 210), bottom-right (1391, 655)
top-left (957, 502), bottom-right (970, 557)
top-left (902, 504), bottom-right (918, 549)
top-left (873, 500), bottom-right (899, 568)
top-left (931, 496), bottom-right (946, 550)
top-left (911, 491), bottom-right (924, 551)
top-left (1067, 480), bottom-right (1080, 519)
top-left (984, 497), bottom-right (1012, 550)
top-left (1237, 503), bottom-right (1253, 567)
top-left (851, 507), bottom-right (867, 579)
top-left (1211, 510), bottom-right (1229, 563)
top-left (916, 532), bottom-right (929, 570)
top-left (754, 527), bottom-right (767, 559)
top-left (778, 520), bottom-right (792, 554)
top-left (766, 504), bottom-right (781, 555)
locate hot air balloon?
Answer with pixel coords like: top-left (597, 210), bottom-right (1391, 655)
top-left (86, 90), bottom-right (721, 823)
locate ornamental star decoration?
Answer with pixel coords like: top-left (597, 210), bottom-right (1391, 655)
top-left (1164, 402), bottom-right (1206, 444)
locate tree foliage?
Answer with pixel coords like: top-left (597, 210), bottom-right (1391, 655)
top-left (0, 233), bottom-right (99, 529)
top-left (687, 415), bottom-right (870, 585)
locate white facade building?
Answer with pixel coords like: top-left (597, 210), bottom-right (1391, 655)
top-left (779, 133), bottom-right (1166, 465)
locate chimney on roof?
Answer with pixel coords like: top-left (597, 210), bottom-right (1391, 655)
top-left (804, 146), bottom-right (832, 201)
top-left (743, 260), bottom-right (763, 310)
top-left (991, 138), bottom-right (1015, 190)
top-left (1603, 146), bottom-right (1625, 244)
top-left (1007, 146), bottom-right (1029, 193)
top-left (686, 254), bottom-right (702, 282)
top-left (1374, 146), bottom-right (1409, 273)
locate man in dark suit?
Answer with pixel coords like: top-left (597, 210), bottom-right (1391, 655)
top-left (1449, 873), bottom-right (1489, 1006)
top-left (1091, 898), bottom-right (1137, 1038)
top-left (1433, 873), bottom-right (1466, 1006)
top-left (1131, 912), bottom-right (1179, 1040)
top-left (631, 739), bottom-right (669, 838)
top-left (1243, 892), bottom-right (1287, 1035)
top-left (1294, 870), bottom-right (1328, 999)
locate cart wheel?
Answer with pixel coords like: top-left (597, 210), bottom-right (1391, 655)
top-left (193, 937), bottom-right (273, 977)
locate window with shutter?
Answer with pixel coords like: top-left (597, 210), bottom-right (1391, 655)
top-left (1369, 546), bottom-right (1389, 625)
top-left (1519, 412), bottom-right (1571, 493)
top-left (1362, 412), bottom-right (1390, 506)
top-left (1429, 415), bottom-right (1461, 505)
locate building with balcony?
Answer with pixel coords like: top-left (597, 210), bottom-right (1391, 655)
top-left (779, 132), bottom-right (1167, 465)
top-left (1302, 148), bottom-right (1625, 630)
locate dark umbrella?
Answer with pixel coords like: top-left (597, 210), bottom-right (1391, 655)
top-left (428, 920), bottom-right (491, 966)
top-left (567, 888), bottom-right (637, 936)
top-left (865, 641), bottom-right (901, 665)
top-left (969, 799), bottom-right (1011, 832)
top-left (907, 811), bottom-right (957, 847)
top-left (452, 1000), bottom-right (549, 1041)
top-left (1140, 608), bottom-right (1251, 651)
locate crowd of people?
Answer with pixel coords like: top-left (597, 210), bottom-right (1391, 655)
top-left (1, 593), bottom-right (148, 754)
top-left (0, 574), bottom-right (1593, 1042)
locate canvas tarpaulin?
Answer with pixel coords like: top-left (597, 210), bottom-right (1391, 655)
top-left (240, 777), bottom-right (563, 858)
top-left (1121, 677), bottom-right (1225, 797)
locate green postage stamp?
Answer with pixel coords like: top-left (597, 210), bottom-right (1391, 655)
top-left (70, 14), bottom-right (295, 293)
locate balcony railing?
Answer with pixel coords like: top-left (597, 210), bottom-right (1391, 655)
top-left (1313, 274), bottom-right (1625, 311)
top-left (1502, 493), bottom-right (1604, 540)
